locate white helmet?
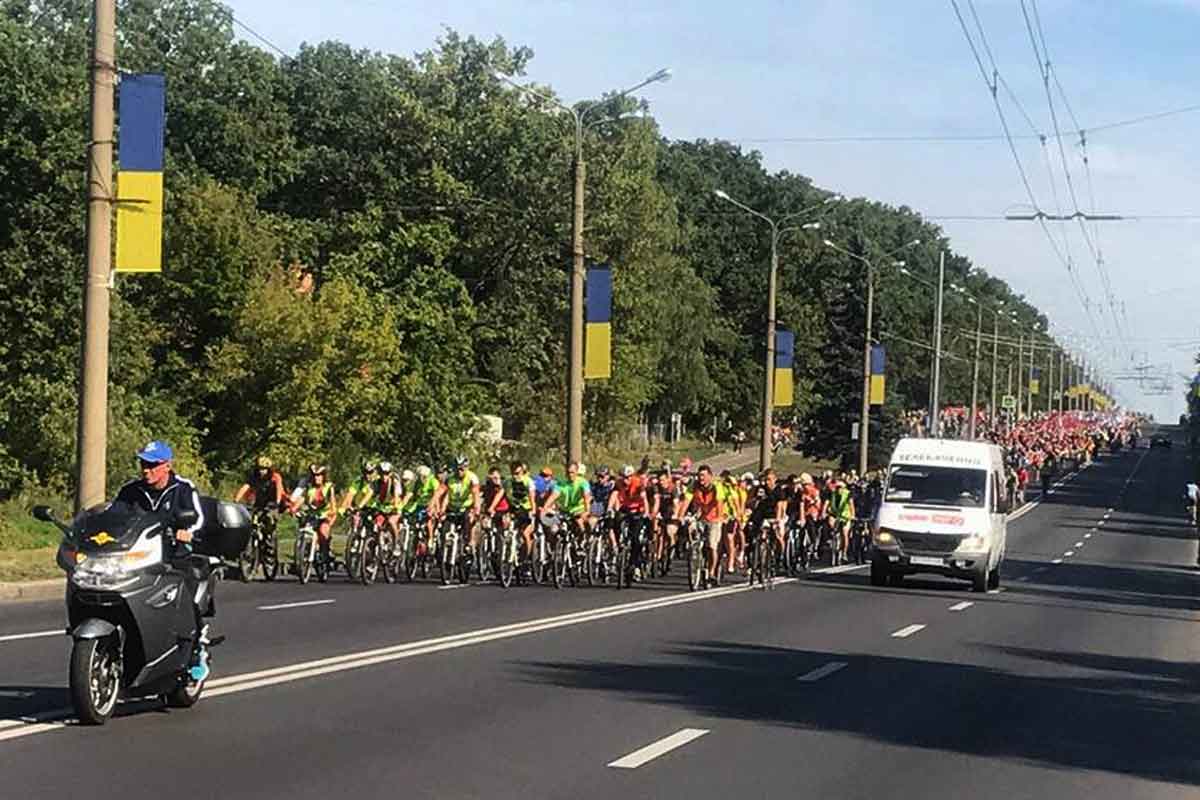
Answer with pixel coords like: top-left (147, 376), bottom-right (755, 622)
top-left (378, 461), bottom-right (394, 474)
top-left (621, 464), bottom-right (635, 477)
top-left (416, 465), bottom-right (432, 479)
top-left (401, 468), bottom-right (415, 482)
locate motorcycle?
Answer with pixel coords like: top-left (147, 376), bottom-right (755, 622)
top-left (34, 497), bottom-right (250, 725)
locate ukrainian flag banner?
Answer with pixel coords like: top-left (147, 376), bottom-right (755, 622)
top-left (1030, 367), bottom-right (1041, 396)
top-left (869, 344), bottom-right (886, 405)
top-left (773, 329), bottom-right (795, 407)
top-left (116, 73), bottom-right (166, 273)
top-left (584, 264), bottom-right (612, 379)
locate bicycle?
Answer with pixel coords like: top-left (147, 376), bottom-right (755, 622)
top-left (585, 512), bottom-right (615, 587)
top-left (782, 517), bottom-right (804, 577)
top-left (849, 517), bottom-right (871, 565)
top-left (238, 506), bottom-right (280, 582)
top-left (495, 514), bottom-right (522, 589)
top-left (389, 513), bottom-right (419, 583)
top-left (685, 516), bottom-right (727, 591)
top-left (293, 514), bottom-right (330, 584)
top-left (531, 513), bottom-right (556, 585)
top-left (475, 514), bottom-right (497, 583)
top-left (342, 511), bottom-right (368, 582)
top-left (439, 511), bottom-right (472, 586)
top-left (553, 515), bottom-right (584, 589)
top-left (359, 511), bottom-right (395, 586)
top-left (748, 519), bottom-right (776, 589)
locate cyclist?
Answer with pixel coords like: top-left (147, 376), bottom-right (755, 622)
top-left (340, 459), bottom-right (379, 530)
top-left (366, 461), bottom-right (405, 541)
top-left (291, 464), bottom-right (339, 565)
top-left (827, 473), bottom-right (856, 562)
top-left (483, 466), bottom-right (510, 534)
top-left (233, 455), bottom-right (287, 548)
top-left (557, 462), bottom-right (593, 544)
top-left (404, 465), bottom-right (440, 554)
top-left (649, 469), bottom-right (682, 570)
top-left (433, 456), bottom-right (482, 553)
top-left (749, 469), bottom-right (789, 556)
top-left (534, 466), bottom-right (562, 550)
top-left (612, 464), bottom-right (648, 578)
top-left (720, 470), bottom-right (744, 575)
top-left (505, 462), bottom-right (537, 561)
top-left (688, 464), bottom-right (728, 587)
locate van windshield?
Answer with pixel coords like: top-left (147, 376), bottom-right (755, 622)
top-left (885, 465), bottom-right (987, 508)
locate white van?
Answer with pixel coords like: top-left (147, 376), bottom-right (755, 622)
top-left (872, 437), bottom-right (1009, 592)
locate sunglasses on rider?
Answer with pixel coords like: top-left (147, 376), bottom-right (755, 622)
top-left (139, 459), bottom-right (167, 472)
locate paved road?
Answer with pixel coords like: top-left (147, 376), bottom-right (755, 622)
top-left (2, 433), bottom-right (1197, 799)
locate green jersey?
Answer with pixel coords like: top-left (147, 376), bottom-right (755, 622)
top-left (447, 470), bottom-right (480, 512)
top-left (404, 476), bottom-right (440, 513)
top-left (505, 475), bottom-right (535, 511)
top-left (556, 477), bottom-right (591, 515)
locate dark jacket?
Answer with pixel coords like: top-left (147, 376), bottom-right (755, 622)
top-left (113, 473), bottom-right (205, 536)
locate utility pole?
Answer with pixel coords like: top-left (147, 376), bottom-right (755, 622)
top-left (762, 231), bottom-right (780, 472)
top-left (968, 303), bottom-right (982, 439)
top-left (1046, 346), bottom-right (1054, 413)
top-left (928, 250), bottom-right (945, 436)
top-left (566, 129), bottom-right (586, 466)
top-left (75, 0), bottom-right (116, 513)
top-left (989, 313), bottom-right (999, 418)
top-left (1016, 334), bottom-right (1024, 421)
top-left (1057, 349), bottom-right (1065, 412)
top-left (1027, 336), bottom-right (1035, 418)
top-left (859, 263), bottom-right (874, 473)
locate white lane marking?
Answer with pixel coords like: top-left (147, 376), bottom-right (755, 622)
top-left (1097, 520), bottom-right (1106, 527)
top-left (257, 599), bottom-right (336, 611)
top-left (987, 587), bottom-right (1006, 594)
top-left (891, 624), bottom-right (926, 638)
top-left (0, 721), bottom-right (68, 742)
top-left (1103, 512), bottom-right (1112, 520)
top-left (1084, 533), bottom-right (1092, 539)
top-left (608, 728), bottom-right (710, 769)
top-left (1074, 541), bottom-right (1084, 548)
top-left (810, 563), bottom-right (867, 575)
top-left (437, 583), bottom-right (471, 590)
top-left (0, 630), bottom-right (61, 644)
top-left (796, 661), bottom-right (849, 682)
top-left (1, 579), bottom-right (798, 743)
top-left (948, 601), bottom-right (974, 611)
top-left (1052, 558), bottom-right (1063, 564)
top-left (1064, 551), bottom-right (1075, 557)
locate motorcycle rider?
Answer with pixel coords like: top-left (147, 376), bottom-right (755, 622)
top-left (112, 440), bottom-right (212, 682)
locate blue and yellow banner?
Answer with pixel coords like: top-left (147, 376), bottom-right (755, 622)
top-left (869, 344), bottom-right (886, 406)
top-left (773, 329), bottom-right (794, 407)
top-left (584, 264), bottom-right (612, 379)
top-left (116, 73), bottom-right (166, 272)
top-left (1030, 367), bottom-right (1041, 396)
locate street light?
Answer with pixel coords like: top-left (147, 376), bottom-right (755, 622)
top-left (715, 191), bottom-right (841, 470)
top-left (823, 237), bottom-right (920, 473)
top-left (495, 67), bottom-right (672, 465)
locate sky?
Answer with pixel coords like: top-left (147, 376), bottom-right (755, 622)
top-left (225, 0), bottom-right (1200, 419)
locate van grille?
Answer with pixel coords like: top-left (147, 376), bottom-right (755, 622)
top-left (896, 532), bottom-right (965, 555)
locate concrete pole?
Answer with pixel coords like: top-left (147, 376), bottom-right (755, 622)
top-left (760, 229), bottom-right (779, 471)
top-left (1016, 334), bottom-right (1024, 421)
top-left (566, 131), bottom-right (585, 466)
top-left (1027, 336), bottom-right (1036, 418)
top-left (969, 304), bottom-right (982, 439)
top-left (929, 250), bottom-right (945, 436)
top-left (1058, 349), bottom-right (1065, 412)
top-left (989, 313), bottom-right (999, 419)
top-left (75, 0), bottom-right (116, 513)
top-left (859, 265), bottom-right (874, 473)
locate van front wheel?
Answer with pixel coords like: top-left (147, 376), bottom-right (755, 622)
top-left (987, 565), bottom-right (1000, 590)
top-left (971, 563), bottom-right (988, 593)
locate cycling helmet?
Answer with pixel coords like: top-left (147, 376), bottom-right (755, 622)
top-left (309, 463), bottom-right (328, 477)
top-left (255, 455), bottom-right (272, 469)
top-left (621, 464), bottom-right (635, 477)
top-left (578, 463), bottom-right (588, 477)
top-left (416, 465), bottom-right (432, 479)
top-left (741, 471), bottom-right (755, 483)
top-left (800, 472), bottom-right (813, 485)
top-left (454, 455), bottom-right (469, 469)
top-left (378, 461), bottom-right (394, 475)
top-left (401, 468), bottom-right (415, 482)
top-left (596, 465), bottom-right (611, 477)
top-left (362, 459), bottom-right (378, 474)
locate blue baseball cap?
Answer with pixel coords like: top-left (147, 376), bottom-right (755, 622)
top-left (136, 440), bottom-right (174, 464)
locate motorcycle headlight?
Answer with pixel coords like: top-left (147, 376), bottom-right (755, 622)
top-left (72, 549), bottom-right (160, 589)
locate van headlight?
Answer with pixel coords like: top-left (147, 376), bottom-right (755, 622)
top-left (72, 549), bottom-right (160, 590)
top-left (873, 529), bottom-right (898, 547)
top-left (956, 534), bottom-right (988, 553)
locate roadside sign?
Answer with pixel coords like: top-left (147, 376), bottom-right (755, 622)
top-left (1002, 395), bottom-right (1016, 410)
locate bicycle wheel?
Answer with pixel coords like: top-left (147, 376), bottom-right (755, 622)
top-left (360, 537), bottom-right (379, 585)
top-left (532, 533), bottom-right (547, 585)
top-left (687, 536), bottom-right (704, 592)
top-left (344, 530), bottom-right (362, 581)
top-left (499, 534), bottom-right (515, 589)
top-left (262, 533), bottom-right (279, 581)
top-left (380, 531), bottom-right (396, 584)
top-left (298, 535), bottom-right (313, 584)
top-left (586, 534), bottom-right (601, 586)
top-left (754, 535), bottom-right (768, 588)
top-left (237, 538), bottom-right (258, 583)
top-left (439, 530), bottom-right (456, 585)
top-left (552, 537), bottom-right (567, 589)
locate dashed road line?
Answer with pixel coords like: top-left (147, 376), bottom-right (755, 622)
top-left (948, 601), bottom-right (974, 611)
top-left (796, 661), bottom-right (849, 682)
top-left (891, 624), bottom-right (926, 638)
top-left (1063, 551), bottom-right (1075, 557)
top-left (258, 599), bottom-right (337, 611)
top-left (1052, 558), bottom-right (1063, 564)
top-left (1074, 541), bottom-right (1084, 548)
top-left (608, 728), bottom-right (710, 769)
top-left (0, 630), bottom-right (61, 644)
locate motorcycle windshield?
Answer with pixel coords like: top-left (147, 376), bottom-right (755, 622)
top-left (70, 502), bottom-right (160, 553)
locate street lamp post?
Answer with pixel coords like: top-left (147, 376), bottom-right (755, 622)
top-left (714, 191), bottom-right (840, 470)
top-left (824, 238), bottom-right (920, 473)
top-left (495, 67), bottom-right (672, 466)
top-left (929, 250), bottom-right (946, 437)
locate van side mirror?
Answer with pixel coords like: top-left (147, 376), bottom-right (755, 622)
top-left (174, 509), bottom-right (200, 529)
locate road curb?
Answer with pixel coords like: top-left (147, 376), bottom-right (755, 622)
top-left (0, 578), bottom-right (63, 604)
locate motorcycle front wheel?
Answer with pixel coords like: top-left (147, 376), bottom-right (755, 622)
top-left (69, 635), bottom-right (122, 725)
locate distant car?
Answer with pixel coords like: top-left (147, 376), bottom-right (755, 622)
top-left (1150, 434), bottom-right (1172, 449)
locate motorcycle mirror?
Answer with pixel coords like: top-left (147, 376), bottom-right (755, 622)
top-left (32, 505), bottom-right (56, 523)
top-left (174, 509), bottom-right (200, 529)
